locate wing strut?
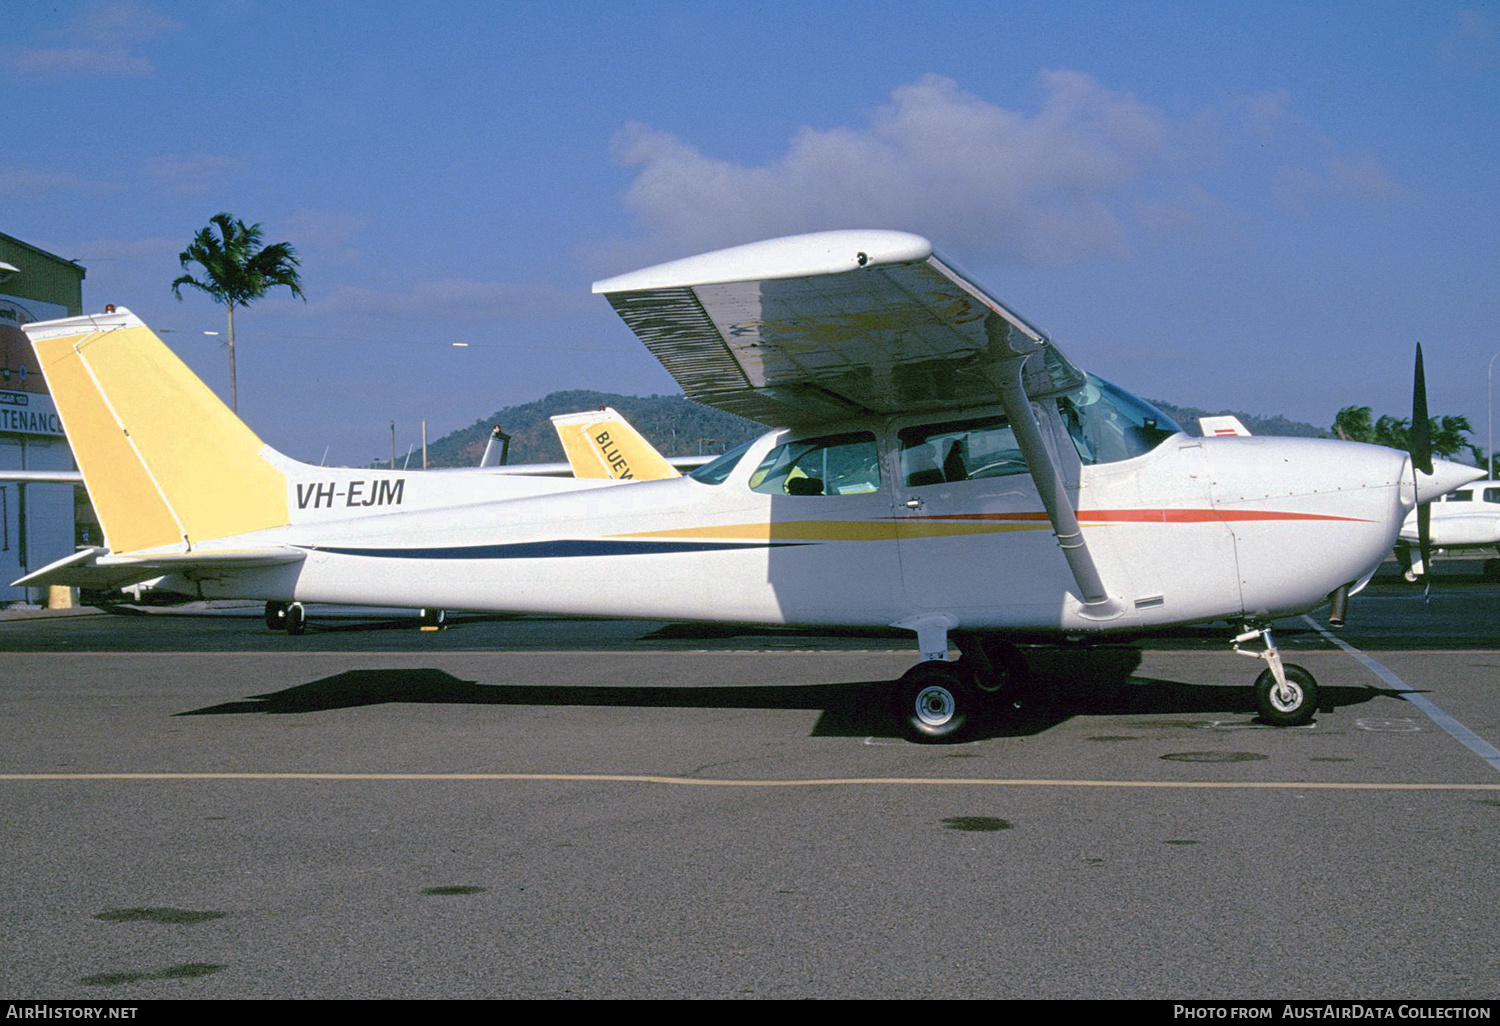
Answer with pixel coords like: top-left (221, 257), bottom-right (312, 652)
top-left (979, 316), bottom-right (1124, 620)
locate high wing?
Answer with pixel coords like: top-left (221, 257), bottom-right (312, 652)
top-left (595, 230), bottom-right (1120, 615)
top-left (593, 230), bottom-right (1085, 428)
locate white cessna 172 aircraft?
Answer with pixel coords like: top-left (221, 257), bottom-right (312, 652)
top-left (1397, 478), bottom-right (1500, 579)
top-left (16, 230), bottom-right (1482, 740)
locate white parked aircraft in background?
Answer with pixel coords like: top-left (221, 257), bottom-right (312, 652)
top-left (16, 230), bottom-right (1481, 740)
top-left (1397, 479), bottom-right (1500, 579)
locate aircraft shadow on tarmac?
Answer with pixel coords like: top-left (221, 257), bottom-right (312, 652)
top-left (175, 646), bottom-right (1398, 741)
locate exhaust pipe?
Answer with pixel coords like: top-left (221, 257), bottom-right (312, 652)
top-left (1328, 583), bottom-right (1350, 629)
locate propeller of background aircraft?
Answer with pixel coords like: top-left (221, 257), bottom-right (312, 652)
top-left (1411, 343), bottom-right (1434, 586)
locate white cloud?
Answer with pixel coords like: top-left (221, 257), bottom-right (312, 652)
top-left (281, 210), bottom-right (370, 266)
top-left (1132, 183), bottom-right (1241, 245)
top-left (141, 153), bottom-right (245, 195)
top-left (0, 168), bottom-right (118, 195)
top-left (1243, 90), bottom-right (1294, 139)
top-left (35, 236), bottom-right (183, 312)
top-left (596, 71), bottom-right (1173, 270)
top-left (301, 279), bottom-right (587, 322)
top-left (591, 71), bottom-right (1404, 273)
top-left (2, 2), bottom-right (180, 78)
top-left (1439, 9), bottom-right (1500, 70)
top-left (1237, 91), bottom-right (1401, 210)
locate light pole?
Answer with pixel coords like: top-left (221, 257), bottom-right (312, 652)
top-left (1489, 349), bottom-right (1500, 481)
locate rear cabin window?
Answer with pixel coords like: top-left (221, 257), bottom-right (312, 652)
top-left (1485, 488), bottom-right (1500, 504)
top-left (689, 439), bottom-right (755, 485)
top-left (748, 433), bottom-right (881, 496)
top-left (898, 417), bottom-right (1026, 487)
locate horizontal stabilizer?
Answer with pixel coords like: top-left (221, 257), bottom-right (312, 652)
top-left (0, 470), bottom-right (85, 483)
top-left (12, 545), bottom-right (305, 590)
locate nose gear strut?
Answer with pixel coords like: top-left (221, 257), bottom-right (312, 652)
top-left (1233, 625), bottom-right (1319, 726)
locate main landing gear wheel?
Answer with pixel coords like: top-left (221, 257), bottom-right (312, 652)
top-left (956, 636), bottom-right (1032, 720)
top-left (419, 608), bottom-right (447, 628)
top-left (284, 601), bottom-right (307, 636)
top-left (1254, 663), bottom-right (1318, 726)
top-left (897, 661), bottom-right (978, 743)
top-left (264, 602), bottom-right (288, 631)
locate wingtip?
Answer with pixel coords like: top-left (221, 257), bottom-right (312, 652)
top-left (592, 230), bottom-right (933, 294)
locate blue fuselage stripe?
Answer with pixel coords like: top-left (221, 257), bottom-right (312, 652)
top-left (307, 540), bottom-right (807, 560)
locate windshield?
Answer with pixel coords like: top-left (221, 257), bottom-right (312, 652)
top-left (1058, 374), bottom-right (1181, 464)
top-left (688, 438), bottom-right (757, 485)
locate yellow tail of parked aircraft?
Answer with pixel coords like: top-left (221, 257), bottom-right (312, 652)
top-left (18, 231), bottom-right (1485, 740)
top-left (550, 408), bottom-right (679, 481)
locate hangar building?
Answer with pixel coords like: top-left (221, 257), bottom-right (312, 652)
top-left (0, 231), bottom-right (86, 605)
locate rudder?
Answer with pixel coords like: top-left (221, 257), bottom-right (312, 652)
top-left (25, 308), bottom-right (289, 554)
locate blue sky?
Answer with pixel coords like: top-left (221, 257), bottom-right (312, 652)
top-left (3, 1), bottom-right (1497, 465)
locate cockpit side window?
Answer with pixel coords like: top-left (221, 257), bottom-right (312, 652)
top-left (1449, 490), bottom-right (1473, 502)
top-left (1057, 373), bottom-right (1181, 465)
top-left (748, 432), bottom-right (881, 496)
top-left (898, 416), bottom-right (1026, 487)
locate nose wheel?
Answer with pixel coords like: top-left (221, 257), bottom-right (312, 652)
top-left (1235, 626), bottom-right (1318, 726)
top-left (1253, 664), bottom-right (1318, 726)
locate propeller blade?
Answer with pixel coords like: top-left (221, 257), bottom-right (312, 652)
top-left (1418, 499), bottom-right (1432, 581)
top-left (1411, 343), bottom-right (1434, 587)
top-left (1411, 343), bottom-right (1431, 475)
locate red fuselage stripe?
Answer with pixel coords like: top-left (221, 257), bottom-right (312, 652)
top-left (903, 509), bottom-right (1372, 524)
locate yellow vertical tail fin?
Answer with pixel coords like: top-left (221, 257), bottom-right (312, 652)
top-left (550, 407), bottom-right (679, 481)
top-left (24, 309), bottom-right (289, 554)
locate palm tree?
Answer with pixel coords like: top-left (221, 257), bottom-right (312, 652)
top-left (172, 213), bottom-right (304, 412)
top-left (1333, 404), bottom-right (1482, 463)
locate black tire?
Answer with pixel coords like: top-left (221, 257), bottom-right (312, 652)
top-left (284, 602), bottom-right (306, 636)
top-left (896, 661), bottom-right (977, 742)
top-left (957, 637), bottom-right (1032, 719)
top-left (419, 608), bottom-right (447, 627)
top-left (1254, 663), bottom-right (1318, 726)
top-left (264, 602), bottom-right (287, 631)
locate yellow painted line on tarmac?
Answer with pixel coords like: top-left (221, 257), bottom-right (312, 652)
top-left (0, 772), bottom-right (1497, 790)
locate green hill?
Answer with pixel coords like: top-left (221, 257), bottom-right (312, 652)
top-left (403, 391), bottom-right (767, 469)
top-left (1148, 400), bottom-right (1328, 439)
top-left (398, 391), bottom-right (1328, 470)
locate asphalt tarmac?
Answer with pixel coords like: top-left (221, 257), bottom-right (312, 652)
top-left (0, 560), bottom-right (1496, 999)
